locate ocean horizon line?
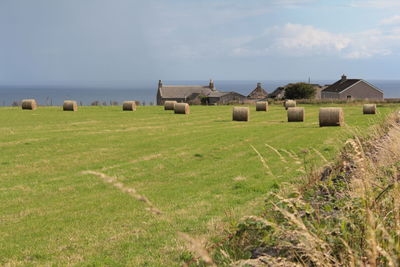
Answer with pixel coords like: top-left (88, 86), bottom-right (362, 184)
top-left (0, 80), bottom-right (399, 107)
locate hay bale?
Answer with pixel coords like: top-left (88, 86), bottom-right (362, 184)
top-left (256, 101), bottom-right (268, 112)
top-left (63, 100), bottom-right (78, 111)
top-left (164, 101), bottom-right (177, 110)
top-left (284, 100), bottom-right (296, 110)
top-left (319, 108), bottom-right (344, 127)
top-left (287, 107), bottom-right (305, 122)
top-left (396, 111), bottom-right (400, 123)
top-left (363, 104), bottom-right (376, 115)
top-left (232, 107), bottom-right (249, 121)
top-left (174, 103), bottom-right (190, 114)
top-left (122, 101), bottom-right (137, 111)
top-left (21, 99), bottom-right (37, 110)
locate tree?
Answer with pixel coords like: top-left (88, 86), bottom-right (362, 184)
top-left (284, 83), bottom-right (316, 99)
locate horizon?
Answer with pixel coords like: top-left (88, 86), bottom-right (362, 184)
top-left (1, 79), bottom-right (399, 107)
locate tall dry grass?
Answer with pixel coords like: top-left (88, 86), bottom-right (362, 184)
top-left (213, 111), bottom-right (400, 266)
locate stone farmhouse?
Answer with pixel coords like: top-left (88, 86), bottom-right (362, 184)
top-left (206, 91), bottom-right (247, 105)
top-left (156, 80), bottom-right (246, 105)
top-left (321, 75), bottom-right (383, 100)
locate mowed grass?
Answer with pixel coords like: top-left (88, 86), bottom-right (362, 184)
top-left (0, 104), bottom-right (395, 266)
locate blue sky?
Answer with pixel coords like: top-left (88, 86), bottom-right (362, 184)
top-left (1, 0), bottom-right (400, 84)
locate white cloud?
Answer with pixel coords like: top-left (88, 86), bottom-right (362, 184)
top-left (381, 15), bottom-right (400, 25)
top-left (145, 1), bottom-right (400, 61)
top-left (270, 0), bottom-right (318, 8)
top-left (230, 24), bottom-right (400, 59)
top-left (345, 49), bottom-right (391, 59)
top-left (151, 0), bottom-right (319, 26)
top-left (268, 24), bottom-right (350, 53)
top-left (231, 24), bottom-right (351, 57)
top-left (343, 29), bottom-right (392, 58)
top-left (351, 0), bottom-right (400, 8)
top-left (154, 22), bottom-right (400, 60)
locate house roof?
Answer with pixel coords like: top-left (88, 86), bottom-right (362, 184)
top-left (322, 79), bottom-right (361, 93)
top-left (208, 91), bottom-right (246, 98)
top-left (159, 85), bottom-right (213, 99)
top-left (248, 84), bottom-right (268, 99)
top-left (208, 91), bottom-right (229, 97)
top-left (269, 87), bottom-right (285, 98)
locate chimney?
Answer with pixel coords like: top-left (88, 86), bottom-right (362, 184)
top-left (341, 74), bottom-right (347, 82)
top-left (209, 79), bottom-right (215, 90)
top-left (158, 80), bottom-right (163, 89)
top-left (256, 82), bottom-right (262, 89)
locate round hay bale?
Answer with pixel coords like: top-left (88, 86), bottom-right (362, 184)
top-left (396, 111), bottom-right (400, 123)
top-left (122, 101), bottom-right (137, 111)
top-left (21, 99), bottom-right (37, 110)
top-left (63, 100), bottom-right (78, 111)
top-left (256, 101), bottom-right (268, 112)
top-left (164, 101), bottom-right (177, 110)
top-left (319, 108), bottom-right (344, 127)
top-left (174, 103), bottom-right (190, 114)
top-left (287, 107), bottom-right (305, 122)
top-left (363, 104), bottom-right (376, 115)
top-left (232, 107), bottom-right (249, 121)
top-left (284, 100), bottom-right (296, 110)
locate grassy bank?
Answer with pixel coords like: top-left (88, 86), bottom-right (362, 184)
top-left (0, 104), bottom-right (395, 266)
top-left (211, 110), bottom-right (400, 266)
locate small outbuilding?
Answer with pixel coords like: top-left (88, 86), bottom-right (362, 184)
top-left (321, 75), bottom-right (383, 100)
top-left (247, 83), bottom-right (268, 100)
top-left (208, 91), bottom-right (247, 105)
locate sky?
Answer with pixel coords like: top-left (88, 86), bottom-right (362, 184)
top-left (1, 0), bottom-right (400, 85)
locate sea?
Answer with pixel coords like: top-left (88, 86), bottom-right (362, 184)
top-left (0, 80), bottom-right (399, 106)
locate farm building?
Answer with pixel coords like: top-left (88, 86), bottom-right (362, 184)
top-left (321, 75), bottom-right (383, 100)
top-left (156, 80), bottom-right (214, 105)
top-left (269, 83), bottom-right (326, 100)
top-left (156, 80), bottom-right (246, 105)
top-left (247, 83), bottom-right (268, 100)
top-left (208, 91), bottom-right (247, 105)
top-left (269, 86), bottom-right (286, 99)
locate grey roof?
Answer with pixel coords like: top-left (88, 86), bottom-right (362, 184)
top-left (208, 91), bottom-right (246, 98)
top-left (208, 91), bottom-right (228, 97)
top-left (269, 87), bottom-right (285, 98)
top-left (248, 86), bottom-right (268, 99)
top-left (159, 85), bottom-right (213, 98)
top-left (322, 79), bottom-right (361, 93)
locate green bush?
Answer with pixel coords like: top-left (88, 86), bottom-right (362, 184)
top-left (284, 83), bottom-right (316, 99)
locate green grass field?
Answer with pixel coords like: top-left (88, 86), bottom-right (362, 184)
top-left (0, 104), bottom-right (395, 266)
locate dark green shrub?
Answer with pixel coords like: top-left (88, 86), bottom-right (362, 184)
top-left (285, 83), bottom-right (316, 99)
